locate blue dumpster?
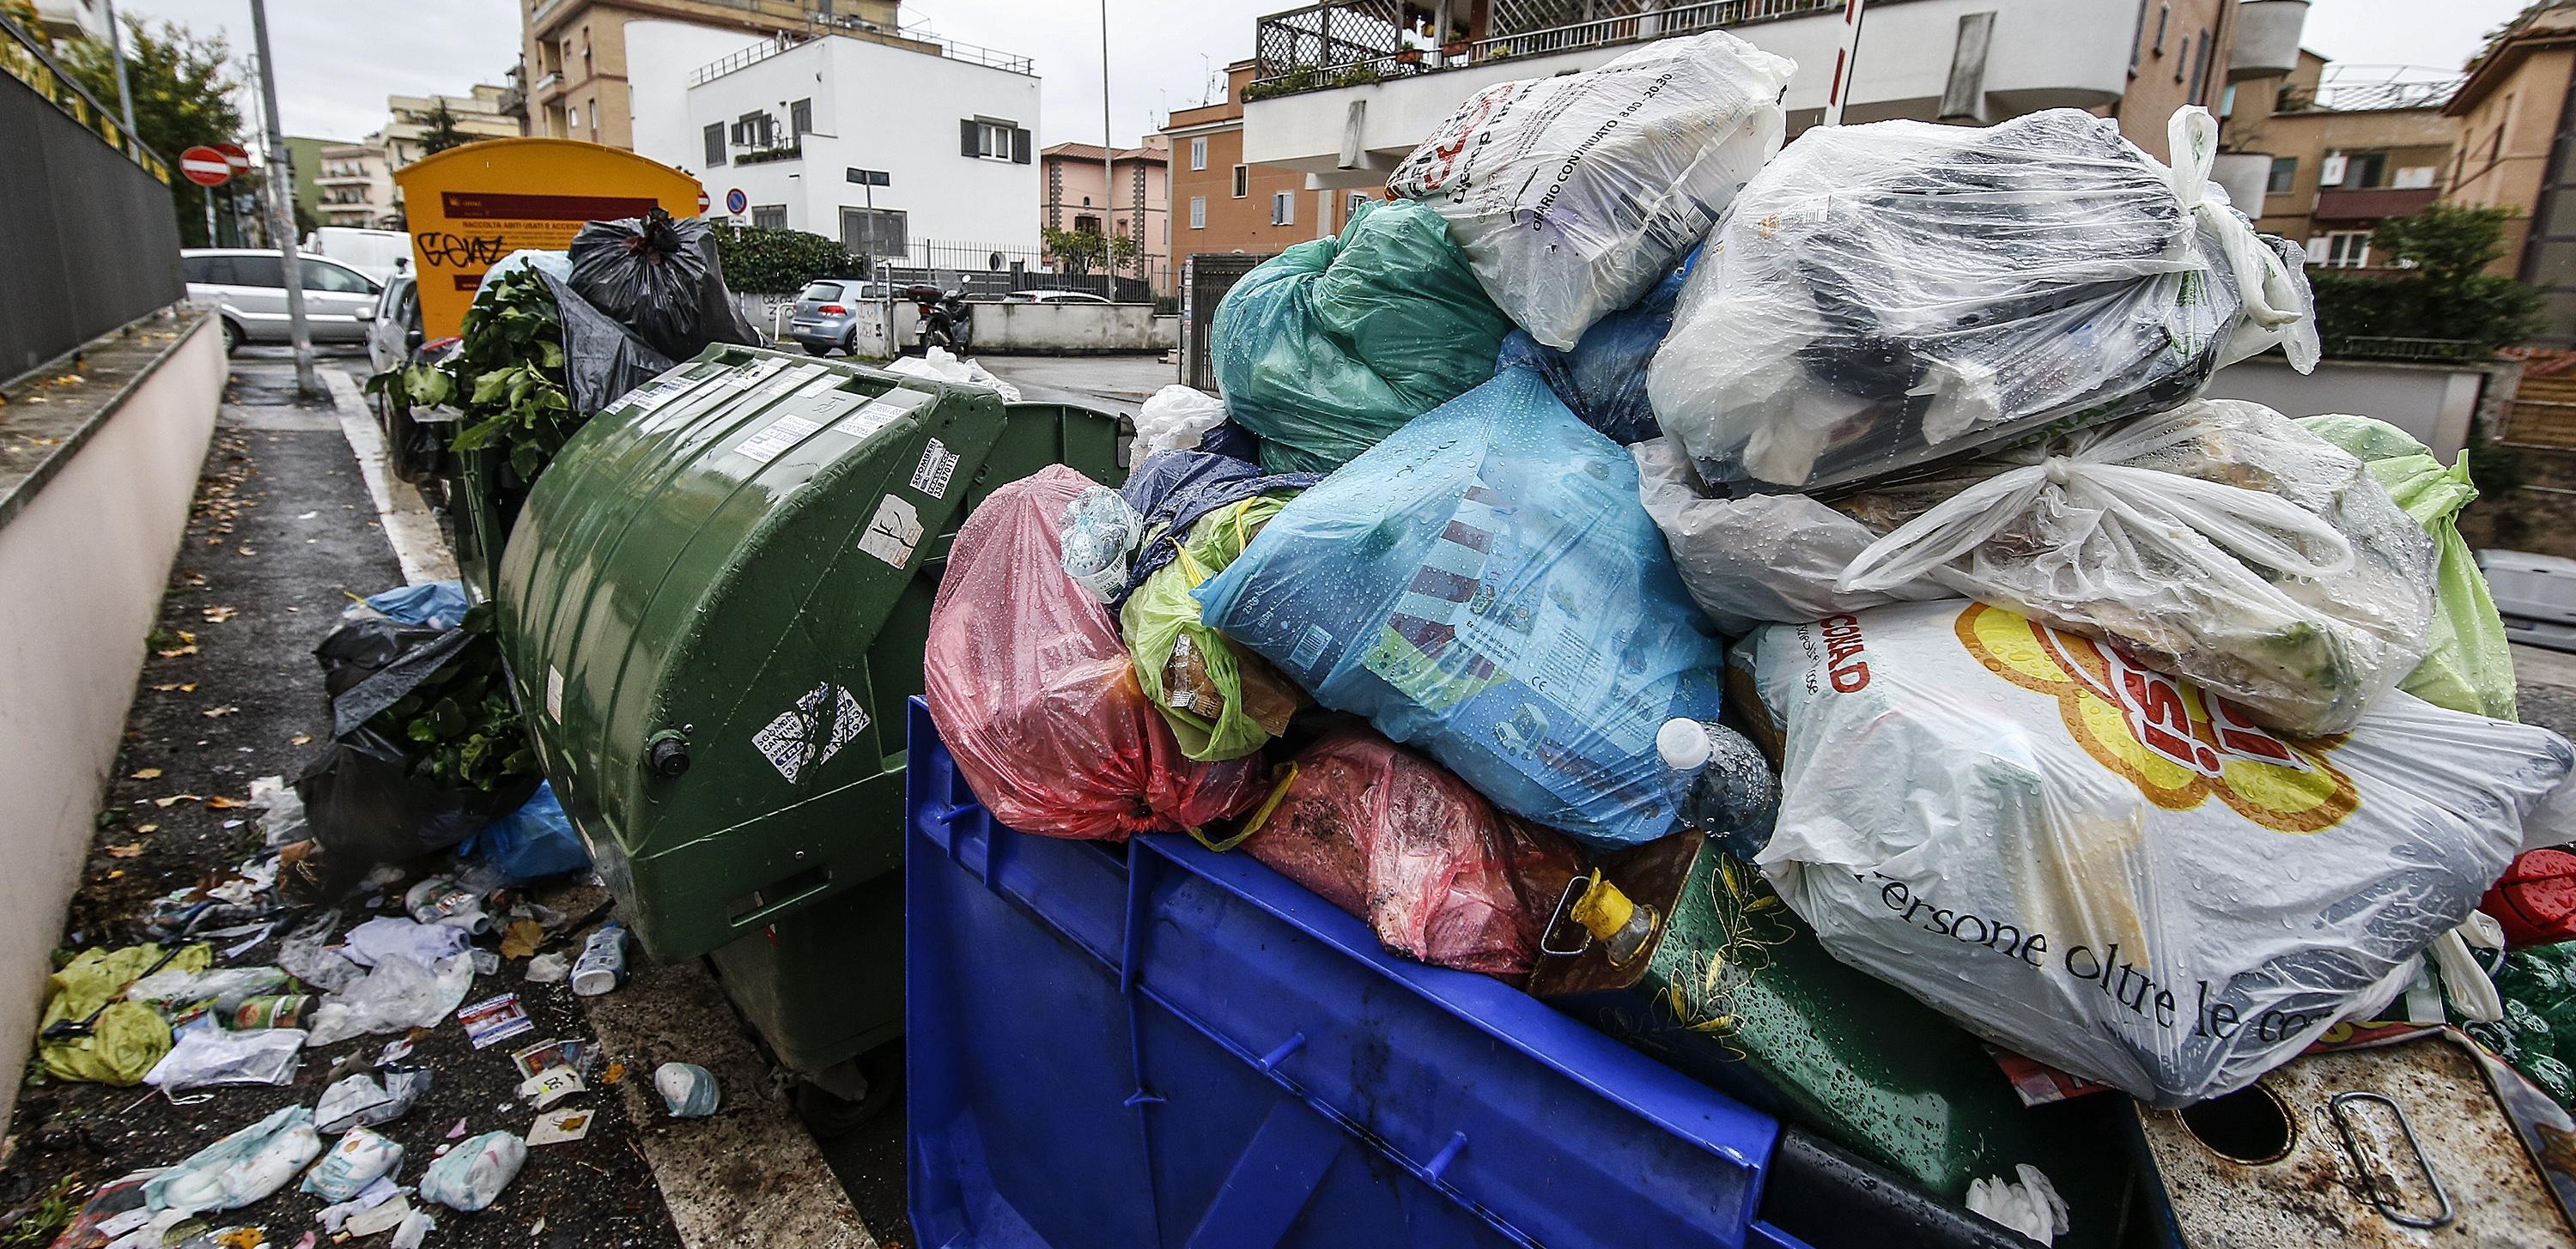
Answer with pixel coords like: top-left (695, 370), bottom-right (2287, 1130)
top-left (902, 699), bottom-right (2026, 1249)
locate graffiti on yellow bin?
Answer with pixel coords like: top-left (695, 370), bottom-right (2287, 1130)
top-left (392, 138), bottom-right (704, 339)
top-left (1953, 602), bottom-right (2359, 833)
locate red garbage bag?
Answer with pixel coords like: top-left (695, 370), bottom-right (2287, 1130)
top-left (1242, 727), bottom-right (1585, 976)
top-left (927, 465), bottom-right (1267, 840)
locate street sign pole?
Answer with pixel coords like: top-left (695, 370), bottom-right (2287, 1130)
top-left (1820, 0), bottom-right (1869, 127)
top-left (204, 185), bottom-right (218, 247)
top-left (1100, 0), bottom-right (1117, 295)
top-left (100, 0), bottom-right (137, 142)
top-left (246, 0), bottom-right (319, 398)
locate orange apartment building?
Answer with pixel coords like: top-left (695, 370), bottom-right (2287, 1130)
top-left (1039, 138), bottom-right (1173, 295)
top-left (2448, 4), bottom-right (2576, 343)
top-left (517, 0), bottom-right (909, 149)
top-left (1163, 60), bottom-right (1383, 266)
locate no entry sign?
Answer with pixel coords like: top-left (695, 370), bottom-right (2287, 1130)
top-left (213, 142), bottom-right (252, 173)
top-left (180, 146), bottom-right (232, 187)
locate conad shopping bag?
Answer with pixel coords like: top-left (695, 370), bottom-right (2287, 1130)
top-left (1746, 599), bottom-right (2573, 1105)
top-left (1195, 369), bottom-right (1727, 849)
top-left (925, 466), bottom-right (1267, 840)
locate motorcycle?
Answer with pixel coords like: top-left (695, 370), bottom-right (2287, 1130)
top-left (906, 285), bottom-right (974, 355)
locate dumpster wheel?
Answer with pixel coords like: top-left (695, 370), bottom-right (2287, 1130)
top-left (793, 1041), bottom-right (902, 1139)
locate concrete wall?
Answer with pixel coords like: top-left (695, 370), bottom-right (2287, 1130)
top-left (810, 299), bottom-right (1171, 356)
top-left (0, 317), bottom-right (224, 1127)
top-left (2204, 356), bottom-right (2486, 458)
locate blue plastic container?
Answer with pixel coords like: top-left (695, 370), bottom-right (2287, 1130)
top-left (904, 697), bottom-right (1819, 1249)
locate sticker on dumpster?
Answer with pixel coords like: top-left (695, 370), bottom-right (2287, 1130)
top-left (856, 494), bottom-right (922, 568)
top-left (724, 357), bottom-right (788, 391)
top-left (910, 438), bottom-right (959, 499)
top-left (734, 413), bottom-right (824, 465)
top-left (750, 682), bottom-right (870, 784)
top-left (835, 398), bottom-right (909, 441)
top-left (544, 665), bottom-right (564, 723)
top-left (622, 375), bottom-right (696, 416)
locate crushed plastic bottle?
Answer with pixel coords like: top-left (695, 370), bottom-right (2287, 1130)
top-left (570, 922), bottom-right (628, 997)
top-left (1656, 718), bottom-right (1780, 858)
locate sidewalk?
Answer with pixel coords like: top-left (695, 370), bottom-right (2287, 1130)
top-left (0, 355), bottom-right (696, 1247)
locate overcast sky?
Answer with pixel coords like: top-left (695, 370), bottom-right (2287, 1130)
top-left (117, 0), bottom-right (2537, 147)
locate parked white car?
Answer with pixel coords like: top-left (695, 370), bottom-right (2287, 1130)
top-left (183, 249), bottom-right (382, 351)
top-left (1001, 289), bottom-right (1111, 305)
top-left (2479, 549), bottom-right (2576, 652)
top-left (303, 227), bottom-right (411, 285)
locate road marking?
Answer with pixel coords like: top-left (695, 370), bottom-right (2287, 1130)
top-left (321, 367), bottom-right (457, 585)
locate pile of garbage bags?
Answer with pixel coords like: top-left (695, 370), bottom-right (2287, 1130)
top-left (924, 28), bottom-right (2576, 1243)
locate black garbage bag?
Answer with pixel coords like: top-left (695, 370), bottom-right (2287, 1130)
top-left (296, 612), bottom-right (540, 866)
top-left (533, 270), bottom-right (677, 418)
top-left (568, 208), bottom-right (762, 362)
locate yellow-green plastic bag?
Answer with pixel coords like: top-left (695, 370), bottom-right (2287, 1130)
top-left (39, 942), bottom-right (210, 1085)
top-left (1122, 496), bottom-right (1297, 761)
top-left (2301, 414), bottom-right (2517, 720)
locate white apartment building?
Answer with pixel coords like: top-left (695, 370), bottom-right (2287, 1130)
top-left (629, 25), bottom-right (1041, 261)
top-left (314, 140), bottom-right (398, 230)
top-left (1237, 0), bottom-right (2308, 197)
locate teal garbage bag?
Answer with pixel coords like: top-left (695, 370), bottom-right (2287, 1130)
top-left (1209, 197), bottom-right (1511, 475)
top-left (1194, 368), bottom-right (1728, 848)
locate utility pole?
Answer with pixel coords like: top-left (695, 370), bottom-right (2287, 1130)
top-left (1820, 0), bottom-right (1869, 127)
top-left (101, 0), bottom-right (137, 142)
top-left (247, 0), bottom-right (319, 397)
top-left (1100, 0), bottom-right (1117, 296)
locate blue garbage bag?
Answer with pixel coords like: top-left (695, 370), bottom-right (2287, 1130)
top-left (458, 782), bottom-right (591, 883)
top-left (1496, 254), bottom-right (1694, 446)
top-left (1194, 368), bottom-right (1728, 849)
top-left (358, 580), bottom-right (471, 630)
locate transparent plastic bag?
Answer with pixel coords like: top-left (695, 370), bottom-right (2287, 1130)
top-left (1746, 600), bottom-right (2573, 1105)
top-left (1210, 197), bottom-right (1510, 473)
top-left (1058, 485), bottom-right (1143, 604)
top-left (1496, 256), bottom-right (1692, 445)
top-left (884, 347), bottom-right (1022, 401)
top-left (1649, 107), bottom-right (2318, 494)
top-left (144, 1027), bottom-right (307, 1091)
top-left (1194, 369), bottom-right (1728, 849)
top-left (1389, 31), bottom-right (1793, 349)
top-left (1133, 385), bottom-right (1230, 458)
top-left (302, 955), bottom-right (475, 1048)
top-left (1240, 728), bottom-right (1584, 976)
top-left (924, 466), bottom-right (1267, 840)
top-left (1121, 495), bottom-right (1302, 762)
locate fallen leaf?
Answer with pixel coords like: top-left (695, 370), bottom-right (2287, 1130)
top-left (105, 844), bottom-right (143, 858)
top-left (154, 645), bottom-right (197, 658)
top-left (206, 796), bottom-right (245, 809)
top-left (131, 767), bottom-right (162, 779)
top-left (290, 733), bottom-right (312, 746)
top-left (235, 548), bottom-right (258, 556)
top-left (202, 706), bottom-right (239, 718)
top-left (499, 919), bottom-right (545, 961)
top-left (602, 1061), bottom-right (625, 1085)
top-left (134, 823), bottom-right (158, 834)
top-left (150, 683), bottom-right (180, 692)
top-left (180, 682), bottom-right (198, 692)
top-left (152, 794), bottom-right (199, 807)
top-left (106, 870), bottom-right (124, 879)
top-left (201, 606), bottom-right (238, 622)
top-left (176, 631), bottom-right (195, 644)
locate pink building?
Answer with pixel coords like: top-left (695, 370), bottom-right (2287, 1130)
top-left (1038, 136), bottom-right (1171, 297)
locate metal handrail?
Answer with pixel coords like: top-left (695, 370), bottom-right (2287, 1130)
top-left (2324, 336), bottom-right (2491, 363)
top-left (0, 8), bottom-right (171, 183)
top-left (690, 23), bottom-right (1032, 88)
top-left (1250, 0), bottom-right (1844, 92)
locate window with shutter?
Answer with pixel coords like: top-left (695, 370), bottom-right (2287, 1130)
top-left (704, 122), bottom-right (726, 167)
top-left (1232, 165), bottom-right (1248, 198)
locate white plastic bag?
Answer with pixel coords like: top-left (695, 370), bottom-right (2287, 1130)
top-left (143, 1106), bottom-right (324, 1214)
top-left (341, 916), bottom-right (471, 968)
top-left (144, 1026), bottom-right (307, 1091)
top-left (884, 346), bottom-right (1023, 402)
top-left (1746, 600), bottom-right (2573, 1105)
top-left (315, 1065), bottom-right (431, 1135)
top-left (1649, 107), bottom-right (2318, 494)
top-left (1057, 485), bottom-right (1143, 603)
top-left (1640, 400), bottom-right (2437, 736)
top-left (303, 955), bottom-right (474, 1048)
top-left (419, 1131), bottom-right (526, 1212)
top-left (125, 966), bottom-right (291, 1012)
top-left (301, 1128), bottom-right (404, 1202)
top-left (1388, 31), bottom-right (1794, 349)
top-left (1967, 1165), bottom-right (2070, 1246)
top-left (1133, 385), bottom-right (1229, 458)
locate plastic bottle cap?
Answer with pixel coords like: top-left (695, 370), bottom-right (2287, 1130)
top-left (1657, 718), bottom-right (1712, 771)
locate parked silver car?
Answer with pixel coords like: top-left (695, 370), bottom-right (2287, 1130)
top-left (363, 272), bottom-right (423, 379)
top-left (183, 248), bottom-right (382, 351)
top-left (787, 279), bottom-right (893, 356)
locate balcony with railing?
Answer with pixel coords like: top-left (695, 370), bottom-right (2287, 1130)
top-left (690, 22), bottom-right (1030, 88)
top-left (1246, 0), bottom-right (1844, 100)
top-left (2276, 75), bottom-right (2463, 115)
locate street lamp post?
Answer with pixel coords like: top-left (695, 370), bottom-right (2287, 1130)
top-left (246, 0), bottom-right (319, 397)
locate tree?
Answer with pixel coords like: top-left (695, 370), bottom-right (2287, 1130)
top-left (418, 100), bottom-right (473, 156)
top-left (59, 17), bottom-right (247, 248)
top-left (1042, 224), bottom-right (1140, 276)
top-left (2309, 203), bottom-right (2543, 354)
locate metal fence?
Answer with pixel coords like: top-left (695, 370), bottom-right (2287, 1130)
top-left (0, 33), bottom-right (183, 383)
top-left (876, 239), bottom-right (1167, 303)
top-left (1182, 252), bottom-right (1273, 391)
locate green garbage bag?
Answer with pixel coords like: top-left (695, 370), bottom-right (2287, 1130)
top-left (39, 942), bottom-right (211, 1085)
top-left (1211, 198), bottom-right (1511, 474)
top-left (1121, 495), bottom-right (1299, 761)
top-left (2301, 414), bottom-right (2518, 720)
top-left (2460, 940), bottom-right (2576, 1107)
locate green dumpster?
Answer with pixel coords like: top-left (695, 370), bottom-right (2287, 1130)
top-left (494, 344), bottom-right (1123, 1098)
